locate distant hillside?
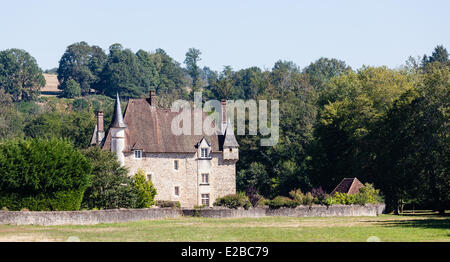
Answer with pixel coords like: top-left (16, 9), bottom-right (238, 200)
top-left (40, 73), bottom-right (60, 96)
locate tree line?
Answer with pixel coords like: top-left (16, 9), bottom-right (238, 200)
top-left (0, 43), bottom-right (448, 213)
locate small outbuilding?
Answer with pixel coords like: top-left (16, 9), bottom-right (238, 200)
top-left (330, 177), bottom-right (364, 195)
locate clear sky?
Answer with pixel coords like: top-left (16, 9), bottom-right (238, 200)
top-left (1, 0), bottom-right (449, 71)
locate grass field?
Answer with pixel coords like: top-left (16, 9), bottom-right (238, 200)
top-left (0, 212), bottom-right (448, 242)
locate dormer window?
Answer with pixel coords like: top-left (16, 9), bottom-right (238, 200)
top-left (201, 148), bottom-right (208, 158)
top-left (197, 137), bottom-right (212, 159)
top-left (134, 150), bottom-right (142, 159)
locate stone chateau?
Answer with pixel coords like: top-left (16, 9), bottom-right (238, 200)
top-left (90, 91), bottom-right (239, 207)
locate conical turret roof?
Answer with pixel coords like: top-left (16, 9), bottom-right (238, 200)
top-left (111, 93), bottom-right (127, 128)
top-left (223, 120), bottom-right (239, 147)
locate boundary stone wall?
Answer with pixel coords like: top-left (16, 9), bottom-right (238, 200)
top-left (0, 204), bottom-right (385, 226)
top-left (0, 208), bottom-right (182, 226)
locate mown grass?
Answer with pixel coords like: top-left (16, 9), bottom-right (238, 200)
top-left (0, 212), bottom-right (448, 242)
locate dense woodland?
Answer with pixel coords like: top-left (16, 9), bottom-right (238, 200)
top-left (0, 42), bottom-right (448, 213)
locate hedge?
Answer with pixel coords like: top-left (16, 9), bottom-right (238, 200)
top-left (0, 138), bottom-right (92, 211)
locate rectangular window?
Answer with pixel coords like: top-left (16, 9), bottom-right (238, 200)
top-left (174, 160), bottom-right (179, 170)
top-left (201, 173), bottom-right (209, 184)
top-left (134, 150), bottom-right (142, 159)
top-left (201, 194), bottom-right (210, 206)
top-left (174, 186), bottom-right (179, 196)
top-left (201, 148), bottom-right (208, 158)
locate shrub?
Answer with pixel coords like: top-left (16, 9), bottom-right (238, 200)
top-left (0, 138), bottom-right (92, 211)
top-left (268, 196), bottom-right (299, 209)
top-left (213, 192), bottom-right (252, 209)
top-left (332, 192), bottom-right (356, 205)
top-left (311, 187), bottom-right (327, 204)
top-left (328, 183), bottom-right (383, 206)
top-left (289, 189), bottom-right (315, 206)
top-left (303, 192), bottom-right (315, 206)
top-left (156, 200), bottom-right (181, 208)
top-left (358, 183), bottom-right (383, 204)
top-left (324, 196), bottom-right (335, 206)
top-left (257, 196), bottom-right (268, 207)
top-left (289, 189), bottom-right (304, 203)
top-left (133, 169), bottom-right (157, 208)
top-left (246, 186), bottom-right (264, 207)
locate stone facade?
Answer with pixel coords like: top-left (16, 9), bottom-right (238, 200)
top-left (124, 152), bottom-right (236, 208)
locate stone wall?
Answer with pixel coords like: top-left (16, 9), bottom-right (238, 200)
top-left (182, 207), bottom-right (267, 218)
top-left (0, 204), bottom-right (385, 226)
top-left (265, 204), bottom-right (385, 217)
top-left (0, 208), bottom-right (182, 226)
top-left (184, 204), bottom-right (385, 218)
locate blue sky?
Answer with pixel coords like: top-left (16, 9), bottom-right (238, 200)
top-left (1, 0), bottom-right (449, 71)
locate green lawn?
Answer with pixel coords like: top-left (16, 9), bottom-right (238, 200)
top-left (0, 212), bottom-right (448, 242)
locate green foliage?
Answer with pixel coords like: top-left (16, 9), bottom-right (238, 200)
top-left (326, 183), bottom-right (383, 206)
top-left (0, 48), bottom-right (45, 102)
top-left (331, 192), bottom-right (356, 205)
top-left (303, 57), bottom-right (351, 92)
top-left (288, 189), bottom-right (315, 206)
top-left (369, 63), bottom-right (449, 213)
top-left (59, 79), bottom-right (81, 98)
top-left (358, 183), bottom-right (383, 204)
top-left (184, 48), bottom-right (202, 89)
top-left (312, 66), bottom-right (415, 190)
top-left (96, 45), bottom-right (187, 100)
top-left (213, 192), bottom-right (252, 209)
top-left (57, 41), bottom-right (106, 95)
top-left (24, 110), bottom-right (95, 149)
top-left (133, 169), bottom-right (157, 208)
top-left (0, 190), bottom-right (85, 211)
top-left (267, 196), bottom-right (299, 209)
top-left (81, 147), bottom-right (138, 209)
top-left (0, 138), bottom-right (92, 210)
top-left (256, 196), bottom-right (268, 207)
top-left (422, 45), bottom-right (449, 67)
top-left (155, 200), bottom-right (181, 208)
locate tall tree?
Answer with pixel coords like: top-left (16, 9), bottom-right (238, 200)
top-left (213, 66), bottom-right (234, 99)
top-left (96, 44), bottom-right (147, 98)
top-left (370, 64), bottom-right (449, 213)
top-left (312, 66), bottom-right (414, 190)
top-left (57, 41), bottom-right (106, 95)
top-left (421, 45), bottom-right (449, 68)
top-left (0, 49), bottom-right (45, 102)
top-left (184, 48), bottom-right (202, 89)
top-left (303, 57), bottom-right (351, 92)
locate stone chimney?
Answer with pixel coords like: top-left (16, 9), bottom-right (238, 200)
top-left (150, 90), bottom-right (156, 106)
top-left (221, 99), bottom-right (227, 134)
top-left (96, 111), bottom-right (105, 145)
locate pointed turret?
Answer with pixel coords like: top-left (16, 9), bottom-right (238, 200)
top-left (223, 120), bottom-right (238, 147)
top-left (111, 93), bottom-right (127, 128)
top-left (110, 93), bottom-right (127, 166)
top-left (223, 120), bottom-right (239, 161)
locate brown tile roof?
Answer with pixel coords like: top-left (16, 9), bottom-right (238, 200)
top-left (330, 178), bottom-right (364, 195)
top-left (102, 98), bottom-right (222, 153)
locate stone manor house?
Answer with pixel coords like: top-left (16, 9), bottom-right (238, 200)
top-left (90, 91), bottom-right (239, 208)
